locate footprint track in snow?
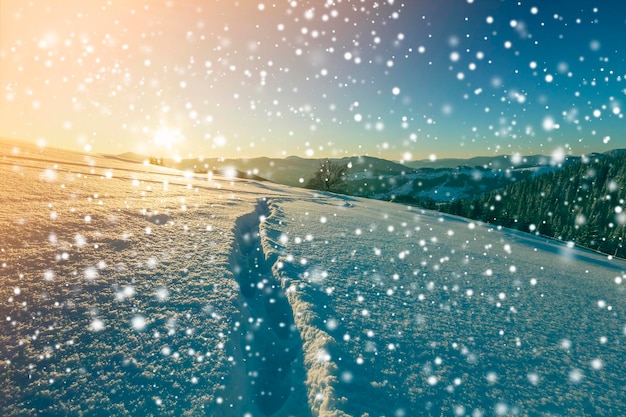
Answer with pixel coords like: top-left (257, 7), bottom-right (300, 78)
top-left (229, 198), bottom-right (307, 416)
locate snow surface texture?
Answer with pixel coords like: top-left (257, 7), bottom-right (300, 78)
top-left (1, 138), bottom-right (625, 416)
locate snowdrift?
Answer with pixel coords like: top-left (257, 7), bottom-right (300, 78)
top-left (1, 138), bottom-right (625, 416)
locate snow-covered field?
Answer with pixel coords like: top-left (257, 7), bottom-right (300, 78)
top-left (1, 138), bottom-right (625, 416)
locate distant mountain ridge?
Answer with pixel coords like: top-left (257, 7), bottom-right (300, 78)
top-left (130, 149), bottom-right (626, 203)
top-left (405, 149), bottom-right (626, 169)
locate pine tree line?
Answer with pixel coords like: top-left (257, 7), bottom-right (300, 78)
top-left (439, 153), bottom-right (626, 258)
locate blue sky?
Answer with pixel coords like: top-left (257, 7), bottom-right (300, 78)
top-left (1, 0), bottom-right (625, 160)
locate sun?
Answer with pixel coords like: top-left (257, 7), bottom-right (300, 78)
top-left (153, 128), bottom-right (184, 150)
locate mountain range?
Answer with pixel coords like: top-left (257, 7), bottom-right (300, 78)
top-left (124, 149), bottom-right (626, 203)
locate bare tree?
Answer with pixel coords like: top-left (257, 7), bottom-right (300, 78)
top-left (306, 159), bottom-right (348, 191)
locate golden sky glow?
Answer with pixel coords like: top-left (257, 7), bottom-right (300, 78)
top-left (2, 1), bottom-right (625, 160)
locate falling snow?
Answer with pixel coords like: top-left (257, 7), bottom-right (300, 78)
top-left (1, 0), bottom-right (626, 415)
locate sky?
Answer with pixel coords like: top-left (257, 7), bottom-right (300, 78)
top-left (1, 0), bottom-right (625, 160)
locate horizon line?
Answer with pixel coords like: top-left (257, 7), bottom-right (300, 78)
top-left (2, 135), bottom-right (624, 164)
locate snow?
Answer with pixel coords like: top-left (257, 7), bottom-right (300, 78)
top-left (1, 138), bottom-right (625, 416)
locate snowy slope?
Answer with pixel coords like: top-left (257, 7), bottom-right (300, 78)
top-left (1, 139), bottom-right (625, 416)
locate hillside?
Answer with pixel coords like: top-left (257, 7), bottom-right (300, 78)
top-left (440, 152), bottom-right (626, 257)
top-left (1, 138), bottom-right (625, 416)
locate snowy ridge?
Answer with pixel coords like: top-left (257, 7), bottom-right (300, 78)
top-left (261, 199), bottom-right (350, 417)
